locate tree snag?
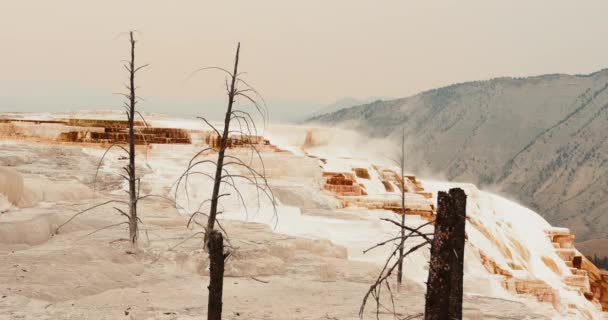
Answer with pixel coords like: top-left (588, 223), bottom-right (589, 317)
top-left (126, 31), bottom-right (139, 246)
top-left (359, 217), bottom-right (434, 317)
top-left (176, 42), bottom-right (276, 320)
top-left (448, 188), bottom-right (467, 319)
top-left (207, 230), bottom-right (225, 320)
top-left (205, 43), bottom-right (241, 245)
top-left (424, 188), bottom-right (467, 320)
top-left (397, 128), bottom-right (406, 287)
top-left (56, 30), bottom-right (153, 248)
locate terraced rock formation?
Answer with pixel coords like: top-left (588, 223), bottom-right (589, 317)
top-left (308, 69), bottom-right (608, 244)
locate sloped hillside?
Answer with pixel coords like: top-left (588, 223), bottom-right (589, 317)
top-left (307, 69), bottom-right (608, 242)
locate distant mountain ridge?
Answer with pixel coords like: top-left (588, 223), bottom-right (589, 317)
top-left (308, 69), bottom-right (608, 242)
top-left (308, 96), bottom-right (390, 119)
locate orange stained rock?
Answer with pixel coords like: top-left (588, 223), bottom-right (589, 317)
top-left (1, 118), bottom-right (190, 145)
top-left (479, 252), bottom-right (513, 277)
top-left (353, 168), bottom-right (371, 179)
top-left (541, 256), bottom-right (562, 276)
top-left (580, 257), bottom-right (608, 311)
top-left (321, 167), bottom-right (434, 218)
top-left (323, 172), bottom-right (363, 197)
top-left (381, 180), bottom-right (394, 192)
top-left (476, 226), bottom-right (607, 316)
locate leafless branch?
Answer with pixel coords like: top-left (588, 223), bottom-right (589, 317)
top-left (92, 143), bottom-right (129, 192)
top-left (77, 222), bottom-right (129, 241)
top-left (379, 219), bottom-right (434, 242)
top-left (177, 43), bottom-right (277, 320)
top-left (359, 240), bottom-right (431, 318)
top-left (56, 200), bottom-right (129, 233)
top-left (61, 31), bottom-right (149, 247)
top-left (197, 116), bottom-right (222, 138)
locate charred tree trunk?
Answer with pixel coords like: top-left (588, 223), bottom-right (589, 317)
top-left (207, 230), bottom-right (225, 320)
top-left (127, 31), bottom-right (138, 246)
top-left (424, 188), bottom-right (467, 320)
top-left (447, 188), bottom-right (466, 319)
top-left (180, 42), bottom-right (273, 320)
top-left (204, 42), bottom-right (240, 320)
top-left (206, 43), bottom-right (240, 245)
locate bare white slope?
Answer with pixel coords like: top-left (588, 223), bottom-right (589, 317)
top-left (263, 124), bottom-right (604, 319)
top-left (137, 121), bottom-right (603, 319)
top-left (1, 113), bottom-right (604, 319)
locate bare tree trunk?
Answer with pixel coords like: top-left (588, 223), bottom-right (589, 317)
top-left (127, 31), bottom-right (138, 246)
top-left (424, 188), bottom-right (467, 320)
top-left (204, 43), bottom-right (241, 320)
top-left (179, 42), bottom-right (273, 320)
top-left (207, 230), bottom-right (225, 320)
top-left (397, 129), bottom-right (406, 286)
top-left (55, 31), bottom-right (149, 244)
top-left (448, 188), bottom-right (466, 319)
top-left (206, 43), bottom-right (241, 243)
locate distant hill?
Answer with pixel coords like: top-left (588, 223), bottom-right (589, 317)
top-left (308, 69), bottom-right (608, 242)
top-left (308, 96), bottom-right (391, 119)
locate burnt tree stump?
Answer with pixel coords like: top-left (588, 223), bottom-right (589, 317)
top-left (424, 188), bottom-right (467, 320)
top-left (448, 188), bottom-right (467, 319)
top-left (207, 230), bottom-right (226, 320)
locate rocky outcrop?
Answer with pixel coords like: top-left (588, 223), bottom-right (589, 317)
top-left (58, 127), bottom-right (191, 144)
top-left (0, 118), bottom-right (286, 149)
top-left (503, 278), bottom-right (556, 305)
top-left (581, 256), bottom-right (608, 312)
top-left (322, 172), bottom-right (363, 197)
top-left (489, 227), bottom-right (608, 315)
top-left (321, 166), bottom-right (434, 218)
top-left (479, 226), bottom-right (608, 316)
top-left (320, 164), bottom-right (608, 317)
top-left (58, 119), bottom-right (191, 144)
top-left (201, 132), bottom-right (282, 152)
top-left (544, 227), bottom-right (608, 310)
top-left (464, 224), bottom-right (608, 318)
top-left (0, 118), bottom-right (191, 144)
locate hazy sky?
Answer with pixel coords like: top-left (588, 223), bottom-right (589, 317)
top-left (1, 1), bottom-right (607, 120)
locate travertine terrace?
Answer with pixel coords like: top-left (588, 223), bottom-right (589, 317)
top-left (1, 115), bottom-right (607, 319)
top-left (322, 168), bottom-right (434, 219)
top-left (319, 159), bottom-right (608, 318)
top-left (0, 117), bottom-right (283, 152)
top-left (300, 126), bottom-right (608, 319)
top-left (0, 118), bottom-right (191, 144)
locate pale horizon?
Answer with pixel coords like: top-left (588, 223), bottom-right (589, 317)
top-left (2, 0), bottom-right (608, 120)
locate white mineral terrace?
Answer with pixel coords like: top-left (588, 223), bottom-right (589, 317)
top-left (0, 112), bottom-right (606, 319)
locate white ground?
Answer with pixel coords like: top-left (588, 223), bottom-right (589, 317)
top-left (0, 115), bottom-right (604, 319)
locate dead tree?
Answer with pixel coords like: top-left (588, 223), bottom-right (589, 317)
top-left (360, 218), bottom-right (434, 319)
top-left (396, 128), bottom-right (406, 286)
top-left (207, 230), bottom-right (225, 320)
top-left (447, 188), bottom-right (466, 319)
top-left (424, 188), bottom-right (466, 320)
top-left (125, 31), bottom-right (141, 245)
top-left (56, 31), bottom-right (156, 248)
top-left (175, 42), bottom-right (276, 320)
top-left (384, 128), bottom-right (409, 288)
top-left (206, 43), bottom-right (241, 242)
top-left (360, 187), bottom-right (467, 319)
